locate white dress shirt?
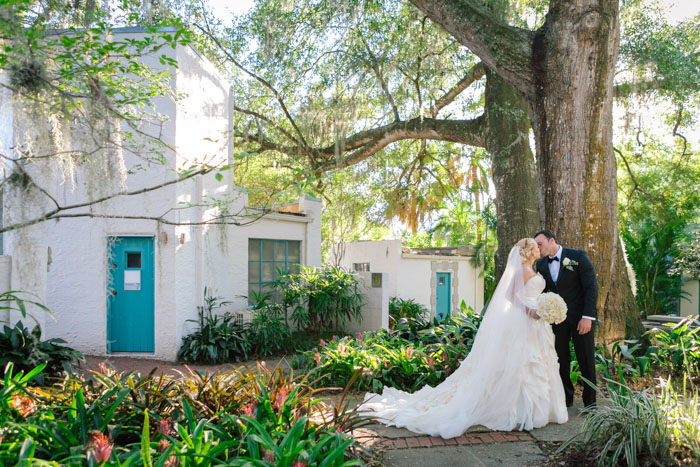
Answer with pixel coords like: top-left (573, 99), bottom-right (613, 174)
top-left (548, 245), bottom-right (594, 321)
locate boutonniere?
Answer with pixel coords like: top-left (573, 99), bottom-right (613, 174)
top-left (562, 257), bottom-right (579, 271)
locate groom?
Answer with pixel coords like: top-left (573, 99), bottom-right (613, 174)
top-left (534, 229), bottom-right (598, 408)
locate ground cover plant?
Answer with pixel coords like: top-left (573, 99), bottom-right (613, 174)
top-left (0, 362), bottom-right (367, 466)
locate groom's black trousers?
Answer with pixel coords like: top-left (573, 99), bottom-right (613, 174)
top-left (552, 320), bottom-right (596, 407)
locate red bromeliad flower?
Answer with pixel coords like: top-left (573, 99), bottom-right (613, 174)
top-left (156, 418), bottom-right (174, 436)
top-left (9, 394), bottom-right (36, 418)
top-left (426, 357), bottom-right (436, 370)
top-left (291, 460), bottom-right (308, 467)
top-left (241, 402), bottom-right (256, 417)
top-left (313, 352), bottom-right (322, 364)
top-left (406, 347), bottom-right (414, 359)
top-left (319, 338), bottom-right (326, 347)
top-left (87, 431), bottom-right (113, 464)
top-left (273, 385), bottom-right (290, 411)
top-left (337, 342), bottom-right (347, 356)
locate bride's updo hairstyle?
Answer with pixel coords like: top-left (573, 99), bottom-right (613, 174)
top-left (516, 238), bottom-right (537, 262)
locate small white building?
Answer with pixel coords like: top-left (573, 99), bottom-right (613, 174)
top-left (339, 240), bottom-right (484, 321)
top-left (0, 28), bottom-right (321, 360)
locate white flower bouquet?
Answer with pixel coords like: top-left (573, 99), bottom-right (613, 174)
top-left (536, 292), bottom-right (567, 324)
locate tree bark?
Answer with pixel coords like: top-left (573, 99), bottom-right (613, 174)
top-left (411, 0), bottom-right (640, 342)
top-left (529, 0), bottom-right (634, 342)
top-left (484, 70), bottom-right (539, 279)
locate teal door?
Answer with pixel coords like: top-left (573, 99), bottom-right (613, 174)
top-left (436, 272), bottom-right (451, 321)
top-left (107, 237), bottom-right (155, 352)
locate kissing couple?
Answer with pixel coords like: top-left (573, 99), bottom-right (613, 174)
top-left (361, 230), bottom-right (598, 438)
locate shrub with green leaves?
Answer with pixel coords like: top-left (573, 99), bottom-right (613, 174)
top-left (647, 316), bottom-right (700, 379)
top-left (304, 307), bottom-right (481, 393)
top-left (0, 291), bottom-right (84, 384)
top-left (177, 289), bottom-right (253, 363)
top-left (286, 267), bottom-right (364, 334)
top-left (0, 322), bottom-right (84, 385)
top-left (388, 297), bottom-right (430, 330)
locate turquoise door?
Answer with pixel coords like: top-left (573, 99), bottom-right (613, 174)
top-left (107, 237), bottom-right (155, 352)
top-left (436, 272), bottom-right (451, 321)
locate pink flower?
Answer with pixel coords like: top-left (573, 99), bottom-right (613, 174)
top-left (241, 402), bottom-right (256, 417)
top-left (292, 461), bottom-right (308, 467)
top-left (274, 386), bottom-right (290, 411)
top-left (313, 352), bottom-right (322, 365)
top-left (426, 357), bottom-right (435, 370)
top-left (406, 347), bottom-right (414, 359)
top-left (10, 394), bottom-right (36, 418)
top-left (337, 342), bottom-right (347, 356)
top-left (156, 418), bottom-right (174, 436)
top-left (319, 339), bottom-right (326, 347)
top-left (87, 431), bottom-right (113, 464)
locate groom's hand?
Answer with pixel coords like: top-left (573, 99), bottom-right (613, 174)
top-left (577, 318), bottom-right (592, 335)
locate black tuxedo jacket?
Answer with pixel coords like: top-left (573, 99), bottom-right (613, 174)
top-left (536, 247), bottom-right (598, 323)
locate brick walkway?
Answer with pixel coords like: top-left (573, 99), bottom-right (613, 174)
top-left (356, 430), bottom-right (532, 450)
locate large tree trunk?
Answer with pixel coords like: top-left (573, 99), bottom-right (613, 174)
top-left (485, 70), bottom-right (539, 279)
top-left (529, 0), bottom-right (634, 342)
top-left (409, 0), bottom-right (641, 342)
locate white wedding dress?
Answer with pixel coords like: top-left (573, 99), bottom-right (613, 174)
top-left (361, 247), bottom-right (568, 438)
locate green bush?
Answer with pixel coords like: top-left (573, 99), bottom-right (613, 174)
top-left (287, 267), bottom-right (364, 334)
top-left (177, 290), bottom-right (252, 363)
top-left (304, 306), bottom-right (481, 393)
top-left (248, 308), bottom-right (292, 357)
top-left (647, 316), bottom-right (700, 379)
top-left (0, 291), bottom-right (83, 384)
top-left (0, 322), bottom-right (84, 385)
top-left (388, 297), bottom-right (430, 330)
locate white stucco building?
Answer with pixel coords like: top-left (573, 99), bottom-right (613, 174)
top-left (339, 240), bottom-right (484, 320)
top-left (0, 28), bottom-right (321, 360)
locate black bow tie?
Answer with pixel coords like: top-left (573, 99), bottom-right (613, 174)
top-left (547, 256), bottom-right (559, 263)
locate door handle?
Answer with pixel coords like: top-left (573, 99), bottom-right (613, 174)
top-left (111, 290), bottom-right (117, 296)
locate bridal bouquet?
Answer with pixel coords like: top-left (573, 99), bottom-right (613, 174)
top-left (536, 293), bottom-right (567, 324)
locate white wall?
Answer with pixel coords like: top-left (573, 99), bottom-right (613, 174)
top-left (341, 240), bottom-right (484, 320)
top-left (345, 272), bottom-right (389, 333)
top-left (680, 279), bottom-right (699, 317)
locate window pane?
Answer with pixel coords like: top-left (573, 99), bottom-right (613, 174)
top-left (248, 262), bottom-right (260, 283)
top-left (262, 241), bottom-right (274, 260)
top-left (288, 241), bottom-right (300, 262)
top-left (288, 263), bottom-right (300, 274)
top-left (262, 262), bottom-right (275, 282)
top-left (275, 241), bottom-right (286, 261)
top-left (127, 252), bottom-right (141, 268)
top-left (248, 240), bottom-right (260, 261)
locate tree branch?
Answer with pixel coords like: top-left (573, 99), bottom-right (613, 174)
top-left (431, 61), bottom-right (486, 117)
top-left (316, 115), bottom-right (486, 171)
top-left (408, 0), bottom-right (535, 96)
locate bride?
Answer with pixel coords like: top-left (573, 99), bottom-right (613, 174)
top-left (361, 238), bottom-right (568, 438)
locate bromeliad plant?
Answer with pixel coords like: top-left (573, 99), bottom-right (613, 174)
top-left (0, 362), bottom-right (368, 465)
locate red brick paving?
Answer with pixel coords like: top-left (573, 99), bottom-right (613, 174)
top-left (355, 428), bottom-right (533, 451)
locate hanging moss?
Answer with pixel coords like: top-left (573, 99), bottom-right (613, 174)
top-left (9, 58), bottom-right (47, 94)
